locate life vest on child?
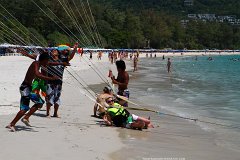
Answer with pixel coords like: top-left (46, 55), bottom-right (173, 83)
top-left (107, 103), bottom-right (130, 127)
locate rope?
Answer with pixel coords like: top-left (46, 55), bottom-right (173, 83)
top-left (0, 4), bottom-right (46, 46)
top-left (86, 0), bottom-right (103, 48)
top-left (30, 0), bottom-right (87, 46)
top-left (71, 0), bottom-right (99, 47)
top-left (63, 0), bottom-right (95, 46)
top-left (56, 0), bottom-right (92, 46)
top-left (125, 105), bottom-right (240, 129)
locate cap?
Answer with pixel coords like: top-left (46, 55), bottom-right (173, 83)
top-left (103, 86), bottom-right (112, 93)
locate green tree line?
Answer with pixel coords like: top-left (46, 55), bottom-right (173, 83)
top-left (0, 0), bottom-right (239, 49)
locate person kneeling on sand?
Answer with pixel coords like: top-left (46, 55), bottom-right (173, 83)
top-left (6, 53), bottom-right (59, 132)
top-left (93, 86), bottom-right (114, 118)
top-left (103, 97), bottom-right (154, 130)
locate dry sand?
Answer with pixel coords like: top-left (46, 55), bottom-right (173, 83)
top-left (0, 54), bottom-right (122, 160)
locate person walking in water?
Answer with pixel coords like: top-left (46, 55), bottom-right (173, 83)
top-left (167, 58), bottom-right (172, 73)
top-left (133, 54), bottom-right (138, 72)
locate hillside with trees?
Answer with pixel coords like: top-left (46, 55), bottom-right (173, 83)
top-left (0, 0), bottom-right (239, 49)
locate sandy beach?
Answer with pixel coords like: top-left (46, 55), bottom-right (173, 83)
top-left (0, 54), bottom-right (123, 160)
top-left (1, 52), bottom-right (240, 160)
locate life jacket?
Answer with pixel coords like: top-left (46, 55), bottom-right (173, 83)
top-left (107, 103), bottom-right (130, 127)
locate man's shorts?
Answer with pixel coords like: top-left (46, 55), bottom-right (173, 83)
top-left (46, 84), bottom-right (62, 106)
top-left (20, 83), bottom-right (44, 111)
top-left (118, 89), bottom-right (130, 107)
top-left (125, 114), bottom-right (139, 129)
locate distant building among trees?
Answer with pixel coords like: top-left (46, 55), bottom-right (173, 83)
top-left (186, 14), bottom-right (240, 25)
top-left (184, 0), bottom-right (194, 6)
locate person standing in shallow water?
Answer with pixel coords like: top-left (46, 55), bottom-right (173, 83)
top-left (167, 58), bottom-right (172, 73)
top-left (133, 54), bottom-right (138, 72)
top-left (111, 60), bottom-right (129, 107)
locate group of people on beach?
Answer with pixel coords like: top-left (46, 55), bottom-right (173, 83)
top-left (146, 53), bottom-right (157, 58)
top-left (93, 60), bottom-right (154, 129)
top-left (6, 43), bottom-right (78, 132)
top-left (6, 45), bottom-right (153, 132)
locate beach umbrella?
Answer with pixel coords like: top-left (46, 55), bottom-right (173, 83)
top-left (57, 44), bottom-right (70, 51)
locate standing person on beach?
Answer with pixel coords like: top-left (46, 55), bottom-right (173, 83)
top-left (110, 52), bottom-right (114, 64)
top-left (89, 51), bottom-right (93, 60)
top-left (21, 43), bottom-right (78, 122)
top-left (129, 53), bottom-right (133, 60)
top-left (133, 54), bottom-right (138, 72)
top-left (111, 60), bottom-right (129, 107)
top-left (6, 53), bottom-right (58, 132)
top-left (167, 58), bottom-right (172, 73)
top-left (45, 49), bottom-right (66, 118)
top-left (44, 42), bottom-right (78, 117)
top-left (45, 43), bottom-right (78, 118)
top-left (97, 52), bottom-right (101, 60)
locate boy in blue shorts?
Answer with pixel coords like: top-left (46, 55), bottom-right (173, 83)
top-left (6, 53), bottom-right (58, 132)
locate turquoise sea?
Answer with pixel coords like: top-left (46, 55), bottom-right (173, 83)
top-left (129, 55), bottom-right (240, 148)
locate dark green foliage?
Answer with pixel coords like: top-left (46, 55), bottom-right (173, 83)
top-left (0, 0), bottom-right (239, 49)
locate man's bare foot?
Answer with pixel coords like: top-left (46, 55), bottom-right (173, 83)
top-left (52, 114), bottom-right (60, 118)
top-left (46, 114), bottom-right (51, 118)
top-left (148, 124), bottom-right (154, 128)
top-left (5, 124), bottom-right (16, 132)
top-left (21, 118), bottom-right (31, 127)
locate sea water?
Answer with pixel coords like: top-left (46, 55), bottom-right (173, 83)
top-left (129, 54), bottom-right (240, 149)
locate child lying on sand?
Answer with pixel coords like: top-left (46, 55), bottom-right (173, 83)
top-left (103, 97), bottom-right (154, 130)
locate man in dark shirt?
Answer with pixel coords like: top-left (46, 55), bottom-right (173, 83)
top-left (46, 43), bottom-right (78, 117)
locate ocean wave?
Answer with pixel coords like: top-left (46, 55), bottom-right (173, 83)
top-left (171, 84), bottom-right (195, 94)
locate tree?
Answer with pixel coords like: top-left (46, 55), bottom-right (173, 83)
top-left (47, 31), bottom-right (70, 45)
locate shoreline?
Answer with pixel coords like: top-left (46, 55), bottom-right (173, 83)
top-left (137, 51), bottom-right (240, 58)
top-left (111, 56), bottom-right (240, 160)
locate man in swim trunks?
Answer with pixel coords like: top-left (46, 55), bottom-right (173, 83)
top-left (6, 53), bottom-right (59, 132)
top-left (111, 60), bottom-right (129, 107)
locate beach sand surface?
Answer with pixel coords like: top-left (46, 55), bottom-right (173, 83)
top-left (0, 54), bottom-right (122, 160)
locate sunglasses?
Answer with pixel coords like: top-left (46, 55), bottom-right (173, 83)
top-left (106, 100), bottom-right (114, 103)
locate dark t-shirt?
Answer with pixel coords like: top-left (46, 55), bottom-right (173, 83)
top-left (47, 56), bottom-right (65, 85)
